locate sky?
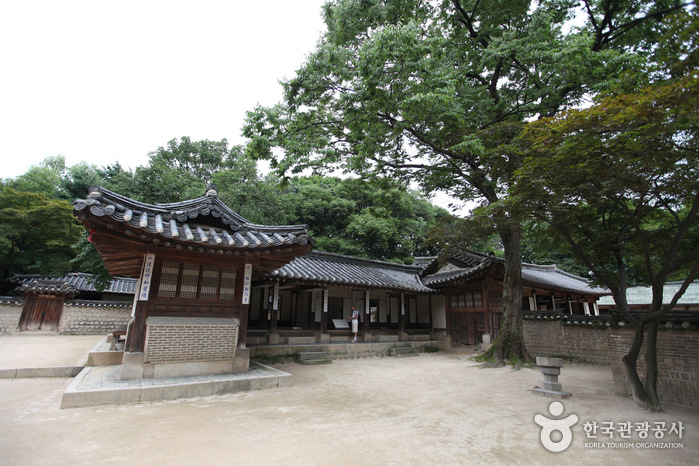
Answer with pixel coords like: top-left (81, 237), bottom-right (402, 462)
top-left (0, 0), bottom-right (468, 212)
top-left (0, 1), bottom-right (328, 178)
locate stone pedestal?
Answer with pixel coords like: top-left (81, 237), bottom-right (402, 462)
top-left (268, 333), bottom-right (280, 344)
top-left (120, 352), bottom-right (144, 380)
top-left (532, 357), bottom-right (571, 398)
top-left (399, 331), bottom-right (408, 341)
top-left (317, 333), bottom-right (330, 343)
top-left (363, 332), bottom-right (373, 342)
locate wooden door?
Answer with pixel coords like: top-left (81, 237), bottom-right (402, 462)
top-left (20, 296), bottom-right (64, 331)
top-left (449, 312), bottom-right (468, 345)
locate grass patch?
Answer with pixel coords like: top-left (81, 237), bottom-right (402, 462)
top-left (420, 345), bottom-right (439, 353)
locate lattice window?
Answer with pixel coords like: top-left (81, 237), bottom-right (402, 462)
top-left (472, 291), bottom-right (482, 308)
top-left (450, 291), bottom-right (483, 310)
top-left (180, 263), bottom-right (200, 299)
top-left (219, 267), bottom-right (237, 300)
top-left (200, 265), bottom-right (220, 300)
top-left (157, 261), bottom-right (180, 298)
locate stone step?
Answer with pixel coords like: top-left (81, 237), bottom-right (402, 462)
top-left (297, 352), bottom-right (328, 361)
top-left (389, 347), bottom-right (419, 357)
top-left (298, 358), bottom-right (332, 365)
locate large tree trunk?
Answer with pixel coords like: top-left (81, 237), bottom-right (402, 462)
top-left (492, 224), bottom-right (531, 362)
top-left (644, 316), bottom-right (662, 410)
top-left (622, 320), bottom-right (656, 409)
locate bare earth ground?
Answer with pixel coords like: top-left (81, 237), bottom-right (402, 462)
top-left (0, 339), bottom-right (697, 465)
top-left (0, 335), bottom-right (103, 369)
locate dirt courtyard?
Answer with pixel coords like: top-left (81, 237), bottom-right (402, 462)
top-left (0, 344), bottom-right (697, 465)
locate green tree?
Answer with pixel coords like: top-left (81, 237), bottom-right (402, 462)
top-left (514, 8), bottom-right (699, 410)
top-left (282, 176), bottom-right (446, 262)
top-left (243, 0), bottom-right (683, 361)
top-left (0, 188), bottom-right (81, 292)
top-left (212, 150), bottom-right (293, 225)
top-left (5, 155), bottom-right (66, 198)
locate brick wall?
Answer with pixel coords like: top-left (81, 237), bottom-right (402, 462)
top-left (0, 300), bottom-right (23, 334)
top-left (523, 319), bottom-right (609, 364)
top-left (145, 324), bottom-right (238, 364)
top-left (607, 327), bottom-right (699, 408)
top-left (58, 301), bottom-right (132, 335)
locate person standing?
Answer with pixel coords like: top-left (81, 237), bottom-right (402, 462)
top-left (349, 305), bottom-right (359, 343)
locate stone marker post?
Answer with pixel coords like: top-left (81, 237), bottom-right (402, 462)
top-left (532, 357), bottom-right (572, 398)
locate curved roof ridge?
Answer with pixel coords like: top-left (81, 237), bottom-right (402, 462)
top-left (307, 251), bottom-right (423, 271)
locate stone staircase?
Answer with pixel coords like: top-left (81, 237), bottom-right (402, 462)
top-left (389, 346), bottom-right (419, 358)
top-left (296, 352), bottom-right (332, 365)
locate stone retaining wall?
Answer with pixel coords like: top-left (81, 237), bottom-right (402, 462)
top-left (0, 300), bottom-right (23, 334)
top-left (58, 301), bottom-right (132, 335)
top-left (607, 327), bottom-right (699, 408)
top-left (523, 319), bottom-right (609, 364)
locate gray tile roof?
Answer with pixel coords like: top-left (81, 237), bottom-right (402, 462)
top-left (269, 251), bottom-right (434, 292)
top-left (73, 185), bottom-right (312, 251)
top-left (521, 264), bottom-right (608, 296)
top-left (13, 273), bottom-right (137, 295)
top-left (597, 281), bottom-right (699, 306)
top-left (17, 279), bottom-right (77, 296)
top-left (421, 252), bottom-right (499, 286)
top-left (421, 251), bottom-right (607, 296)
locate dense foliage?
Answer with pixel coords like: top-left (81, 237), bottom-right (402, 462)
top-left (242, 0), bottom-right (684, 361)
top-left (0, 188), bottom-right (81, 293)
top-left (512, 8), bottom-right (699, 410)
top-left (1, 138), bottom-right (447, 291)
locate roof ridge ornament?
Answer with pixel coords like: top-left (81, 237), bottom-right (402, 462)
top-left (205, 184), bottom-right (218, 198)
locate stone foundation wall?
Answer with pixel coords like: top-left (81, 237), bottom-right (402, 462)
top-left (607, 327), bottom-right (699, 408)
top-left (523, 319), bottom-right (609, 364)
top-left (58, 301), bottom-right (132, 335)
top-left (0, 300), bottom-right (23, 334)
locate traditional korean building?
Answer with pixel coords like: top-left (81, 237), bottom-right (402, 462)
top-left (66, 185), bottom-right (611, 376)
top-left (73, 185), bottom-right (312, 379)
top-left (247, 251), bottom-right (441, 345)
top-left (420, 252), bottom-right (608, 346)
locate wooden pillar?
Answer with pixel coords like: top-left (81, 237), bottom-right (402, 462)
top-left (363, 290), bottom-right (370, 335)
top-left (237, 262), bottom-right (253, 348)
top-left (398, 293), bottom-right (405, 334)
top-left (320, 289), bottom-right (328, 333)
top-left (124, 251), bottom-right (155, 353)
top-left (261, 286), bottom-right (270, 330)
top-left (125, 301), bottom-right (147, 352)
top-left (271, 283), bottom-right (279, 335)
top-left (428, 294), bottom-right (433, 331)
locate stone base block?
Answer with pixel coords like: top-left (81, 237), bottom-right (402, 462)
top-left (399, 332), bottom-right (408, 341)
top-left (268, 334), bottom-right (280, 344)
top-left (232, 348), bottom-right (250, 373)
top-left (144, 359), bottom-right (234, 379)
top-left (317, 333), bottom-right (330, 343)
top-left (363, 333), bottom-right (373, 342)
top-left (532, 388), bottom-right (572, 399)
top-left (479, 343), bottom-right (492, 351)
top-left (376, 335), bottom-right (399, 342)
top-left (88, 350), bottom-right (123, 366)
top-left (288, 336), bottom-right (315, 344)
top-left (120, 352), bottom-right (145, 380)
top-left (536, 357), bottom-right (563, 367)
top-left (542, 381), bottom-right (563, 392)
